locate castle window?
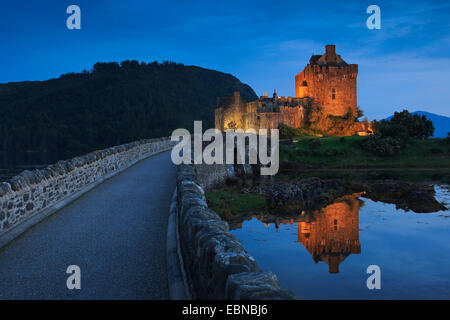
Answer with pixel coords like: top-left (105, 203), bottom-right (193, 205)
top-left (332, 88), bottom-right (336, 100)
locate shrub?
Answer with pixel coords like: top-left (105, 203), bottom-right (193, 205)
top-left (431, 148), bottom-right (443, 154)
top-left (389, 110), bottom-right (434, 139)
top-left (357, 106), bottom-right (364, 119)
top-left (364, 109), bottom-right (434, 156)
top-left (308, 139), bottom-right (322, 151)
top-left (295, 127), bottom-right (324, 136)
top-left (372, 110), bottom-right (434, 140)
top-left (361, 133), bottom-right (402, 156)
top-left (278, 123), bottom-right (298, 139)
top-left (324, 148), bottom-right (338, 156)
top-left (278, 123), bottom-right (323, 139)
top-left (374, 121), bottom-right (409, 143)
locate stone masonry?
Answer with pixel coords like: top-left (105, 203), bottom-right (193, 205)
top-left (0, 137), bottom-right (174, 236)
top-left (215, 45), bottom-right (365, 135)
top-left (176, 163), bottom-right (296, 299)
top-left (295, 44), bottom-right (358, 117)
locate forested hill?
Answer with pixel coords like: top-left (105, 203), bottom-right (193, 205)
top-left (0, 61), bottom-right (257, 157)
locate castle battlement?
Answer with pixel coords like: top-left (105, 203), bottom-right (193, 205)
top-left (295, 45), bottom-right (358, 117)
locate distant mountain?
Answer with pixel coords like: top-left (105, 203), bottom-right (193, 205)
top-left (0, 61), bottom-right (257, 157)
top-left (386, 111), bottom-right (450, 138)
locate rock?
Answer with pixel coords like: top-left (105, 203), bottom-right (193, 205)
top-left (365, 181), bottom-right (447, 213)
top-left (225, 271), bottom-right (296, 300)
top-left (0, 182), bottom-right (12, 197)
top-left (176, 159), bottom-right (295, 300)
top-left (405, 189), bottom-right (447, 213)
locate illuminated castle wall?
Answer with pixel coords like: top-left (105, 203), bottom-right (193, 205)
top-left (215, 45), bottom-right (365, 135)
top-left (215, 91), bottom-right (311, 132)
top-left (295, 45), bottom-right (358, 117)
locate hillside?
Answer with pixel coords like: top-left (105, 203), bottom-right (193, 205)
top-left (0, 61), bottom-right (257, 157)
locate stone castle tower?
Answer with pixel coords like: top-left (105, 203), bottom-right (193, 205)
top-left (215, 44), bottom-right (368, 135)
top-left (297, 195), bottom-right (361, 273)
top-left (295, 45), bottom-right (358, 117)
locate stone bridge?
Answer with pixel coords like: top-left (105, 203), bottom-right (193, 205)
top-left (0, 137), bottom-right (294, 300)
top-left (0, 139), bottom-right (176, 299)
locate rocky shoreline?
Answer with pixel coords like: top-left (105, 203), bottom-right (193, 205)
top-left (221, 177), bottom-right (449, 226)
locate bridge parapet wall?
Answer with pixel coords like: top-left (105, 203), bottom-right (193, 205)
top-left (0, 137), bottom-right (174, 237)
top-left (175, 163), bottom-right (296, 299)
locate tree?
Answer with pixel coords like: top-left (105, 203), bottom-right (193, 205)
top-left (278, 123), bottom-right (297, 139)
top-left (357, 106), bottom-right (364, 119)
top-left (372, 120), bottom-right (409, 142)
top-left (0, 61), bottom-right (258, 161)
top-left (362, 110), bottom-right (435, 157)
top-left (389, 110), bottom-right (434, 139)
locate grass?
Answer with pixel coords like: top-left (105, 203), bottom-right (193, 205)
top-left (280, 135), bottom-right (450, 170)
top-left (206, 135), bottom-right (450, 221)
top-left (277, 168), bottom-right (450, 184)
top-left (206, 186), bottom-right (266, 219)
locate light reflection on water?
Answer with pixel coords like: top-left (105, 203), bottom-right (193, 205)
top-left (230, 185), bottom-right (450, 299)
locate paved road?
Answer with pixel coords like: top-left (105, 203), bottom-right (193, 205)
top-left (0, 151), bottom-right (175, 299)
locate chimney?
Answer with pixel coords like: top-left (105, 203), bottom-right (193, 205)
top-left (325, 44), bottom-right (337, 64)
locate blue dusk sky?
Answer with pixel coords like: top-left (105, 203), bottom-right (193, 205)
top-left (0, 0), bottom-right (449, 120)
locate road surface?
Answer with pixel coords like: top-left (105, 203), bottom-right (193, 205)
top-left (0, 151), bottom-right (175, 299)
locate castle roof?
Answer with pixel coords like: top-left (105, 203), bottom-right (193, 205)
top-left (309, 55), bottom-right (322, 64)
top-left (309, 45), bottom-right (348, 67)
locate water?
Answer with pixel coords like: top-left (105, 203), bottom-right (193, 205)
top-left (0, 151), bottom-right (72, 182)
top-left (231, 185), bottom-right (450, 299)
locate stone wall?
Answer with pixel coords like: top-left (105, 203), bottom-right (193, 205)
top-left (242, 106), bottom-right (305, 132)
top-left (295, 64), bottom-right (358, 117)
top-left (295, 45), bottom-right (358, 118)
top-left (0, 137), bottom-right (173, 237)
top-left (215, 92), bottom-right (311, 132)
top-left (215, 91), bottom-right (248, 131)
top-left (175, 163), bottom-right (295, 299)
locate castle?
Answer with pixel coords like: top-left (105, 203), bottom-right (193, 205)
top-left (215, 45), bottom-right (369, 135)
top-left (297, 195), bottom-right (361, 273)
top-left (253, 194), bottom-right (362, 274)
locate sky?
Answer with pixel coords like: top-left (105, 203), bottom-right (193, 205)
top-left (0, 0), bottom-right (449, 120)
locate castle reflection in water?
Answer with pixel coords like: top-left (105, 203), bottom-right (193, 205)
top-left (264, 194), bottom-right (362, 274)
